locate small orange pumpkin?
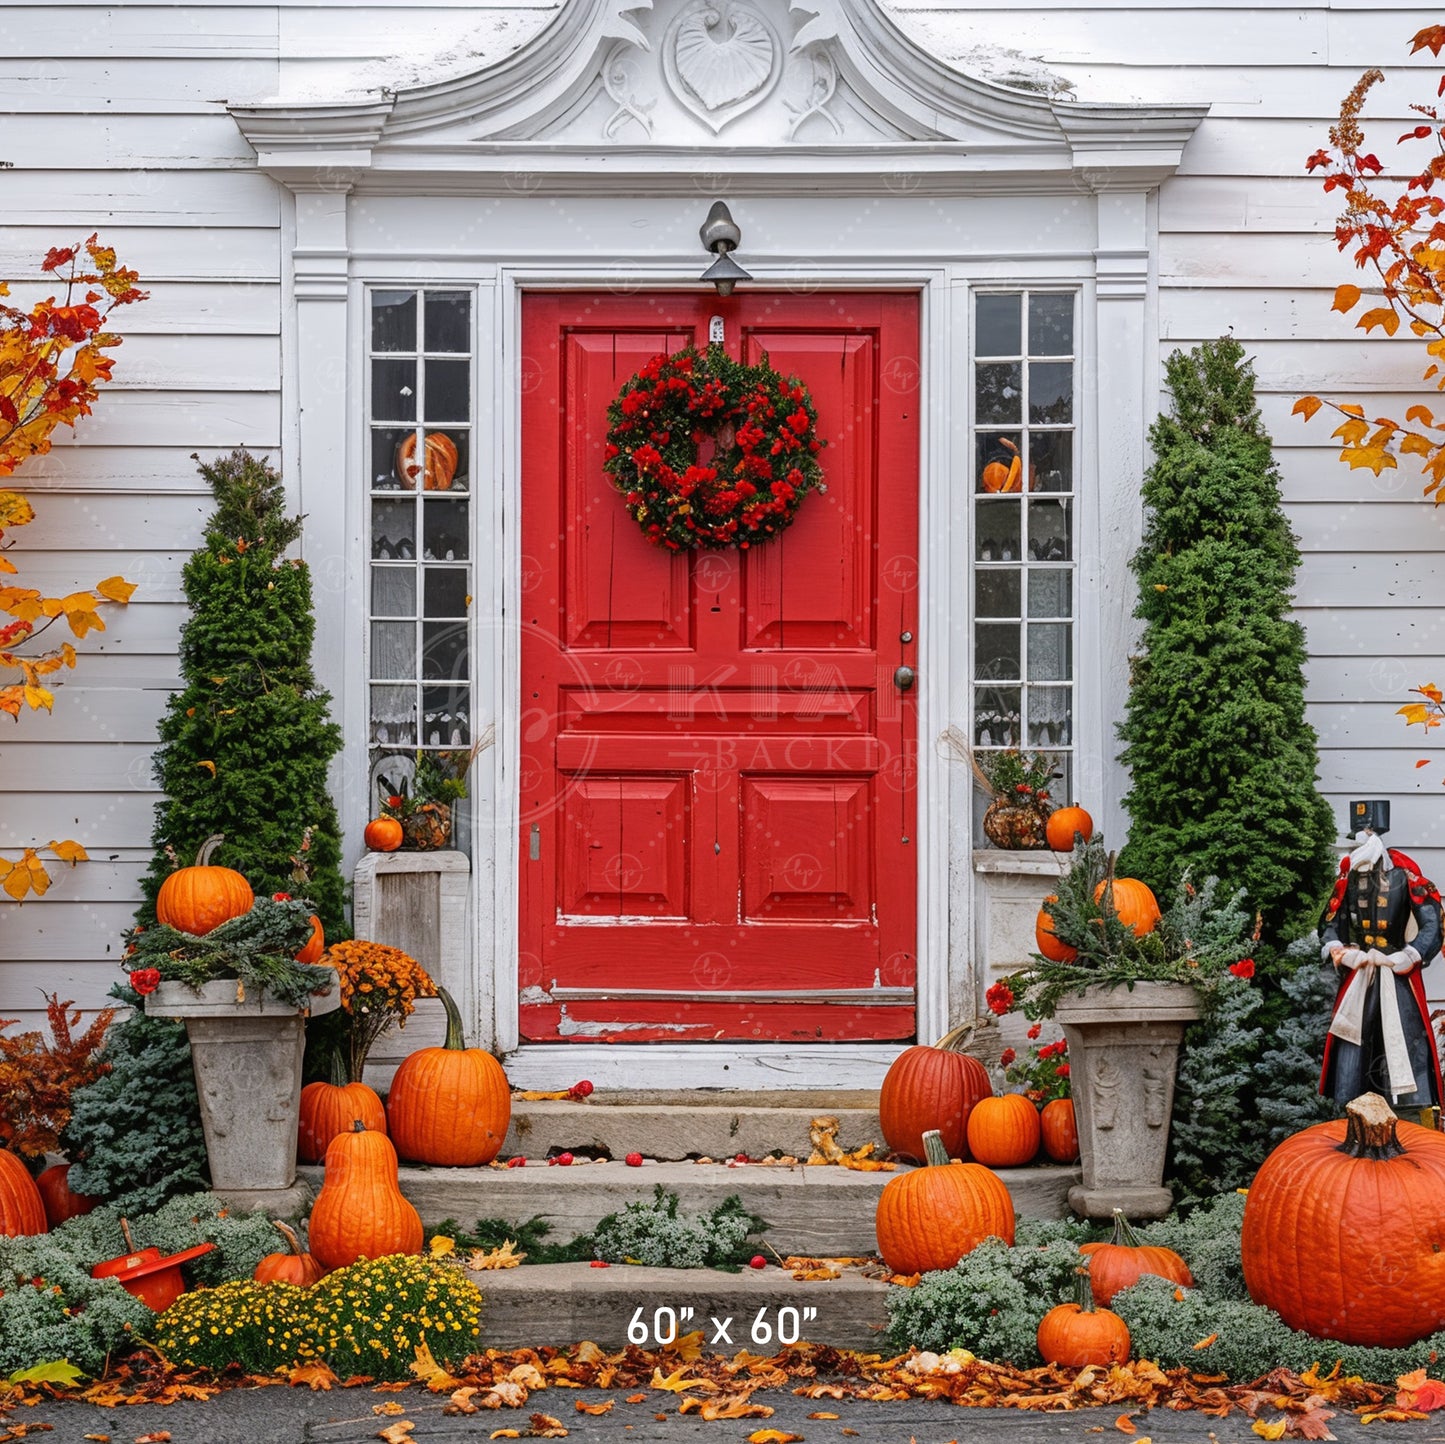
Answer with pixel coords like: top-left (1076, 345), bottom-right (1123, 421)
top-left (155, 834), bottom-right (254, 936)
top-left (965, 1093), bottom-right (1042, 1169)
top-left (386, 987), bottom-right (511, 1166)
top-left (1092, 876), bottom-right (1160, 938)
top-left (1037, 1266), bottom-right (1131, 1367)
top-left (1045, 805), bottom-right (1093, 852)
top-left (295, 914), bottom-right (326, 966)
top-left (309, 1121), bottom-right (423, 1271)
top-left (253, 1220), bottom-right (325, 1287)
top-left (879, 1031), bottom-right (993, 1163)
top-left (364, 816), bottom-right (404, 852)
top-left (0, 1151), bottom-right (46, 1237)
top-left (874, 1128), bottom-right (1015, 1275)
top-left (396, 431), bottom-right (458, 491)
top-left (980, 461), bottom-right (1012, 492)
top-left (1039, 1097), bottom-right (1080, 1164)
top-left (1079, 1208), bottom-right (1192, 1306)
top-left (1035, 895), bottom-right (1077, 963)
top-left (34, 1163), bottom-right (97, 1228)
top-left (298, 1057), bottom-right (388, 1165)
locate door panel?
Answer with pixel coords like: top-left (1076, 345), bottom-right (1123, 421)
top-left (519, 292), bottom-right (919, 1043)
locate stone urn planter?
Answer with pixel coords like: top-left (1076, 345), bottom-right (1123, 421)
top-left (145, 970), bottom-right (340, 1210)
top-left (1053, 980), bottom-right (1200, 1221)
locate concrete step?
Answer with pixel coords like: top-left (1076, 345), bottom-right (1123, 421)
top-left (472, 1261), bottom-right (891, 1351)
top-left (296, 1158), bottom-right (1080, 1256)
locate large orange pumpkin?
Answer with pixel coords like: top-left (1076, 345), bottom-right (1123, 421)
top-left (874, 1128), bottom-right (1015, 1274)
top-left (1092, 876), bottom-right (1160, 938)
top-left (298, 1062), bottom-right (388, 1165)
top-left (0, 1151), bottom-right (46, 1237)
top-left (1242, 1092), bottom-right (1445, 1347)
top-left (309, 1122), bottom-right (423, 1271)
top-left (1045, 805), bottom-right (1093, 853)
top-left (879, 1032), bottom-right (993, 1163)
top-left (155, 834), bottom-right (254, 936)
top-left (966, 1093), bottom-right (1042, 1168)
top-left (35, 1163), bottom-right (97, 1228)
top-left (1037, 1266), bottom-right (1131, 1367)
top-left (1034, 896), bottom-right (1077, 963)
top-left (1039, 1097), bottom-right (1080, 1164)
top-left (254, 1220), bottom-right (325, 1287)
top-left (386, 987), bottom-right (511, 1166)
top-left (1079, 1208), bottom-right (1191, 1306)
top-left (364, 816), bottom-right (403, 852)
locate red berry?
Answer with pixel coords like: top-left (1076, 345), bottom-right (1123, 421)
top-left (590, 1260), bottom-right (610, 1269)
top-left (272, 891), bottom-right (292, 902)
top-left (506, 1156), bottom-right (525, 1168)
top-left (570, 1080), bottom-right (595, 1098)
top-left (556, 1152), bottom-right (574, 1166)
top-left (625, 1152), bottom-right (643, 1167)
top-left (735, 1153), bottom-right (749, 1163)
top-left (749, 1255), bottom-right (767, 1270)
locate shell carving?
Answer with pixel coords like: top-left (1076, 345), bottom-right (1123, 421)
top-left (665, 1), bottom-right (779, 131)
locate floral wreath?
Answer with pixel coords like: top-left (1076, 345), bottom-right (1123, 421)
top-left (603, 344), bottom-right (826, 550)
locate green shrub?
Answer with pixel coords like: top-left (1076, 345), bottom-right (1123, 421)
top-left (591, 1188), bottom-right (764, 1269)
top-left (152, 1279), bottom-right (308, 1375)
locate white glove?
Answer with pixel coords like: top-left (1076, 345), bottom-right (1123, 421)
top-left (1387, 950), bottom-right (1417, 975)
top-left (1337, 948), bottom-right (1367, 971)
top-left (1366, 949), bottom-right (1391, 970)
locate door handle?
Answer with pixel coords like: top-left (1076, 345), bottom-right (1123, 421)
top-left (894, 665), bottom-right (916, 692)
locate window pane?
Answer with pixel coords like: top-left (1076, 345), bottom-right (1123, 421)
top-left (1029, 498), bottom-right (1071, 562)
top-left (1030, 430), bottom-right (1072, 493)
top-left (371, 566), bottom-right (415, 617)
top-left (976, 623), bottom-right (1021, 681)
top-left (1027, 693), bottom-right (1073, 748)
top-left (974, 687), bottom-right (1020, 748)
top-left (975, 568), bottom-right (1020, 618)
top-left (1028, 568), bottom-right (1071, 618)
top-left (976, 432), bottom-right (1022, 493)
top-left (977, 294), bottom-right (1021, 356)
top-left (423, 620), bottom-right (468, 682)
top-left (371, 685), bottom-right (416, 746)
top-left (423, 498), bottom-right (469, 561)
top-left (1028, 294), bottom-right (1073, 356)
top-left (424, 566), bottom-right (469, 618)
top-left (1030, 362), bottom-right (1073, 424)
top-left (976, 362), bottom-right (1022, 425)
top-left (976, 499), bottom-right (1021, 562)
top-left (371, 622), bottom-right (416, 681)
top-left (371, 428), bottom-right (411, 491)
top-left (425, 291), bottom-right (471, 353)
top-left (422, 686), bottom-right (470, 746)
top-left (372, 291), bottom-right (416, 353)
top-left (425, 360), bottom-right (471, 424)
top-left (1028, 623), bottom-right (1072, 681)
top-left (372, 359), bottom-right (416, 422)
top-left (372, 498), bottom-right (416, 560)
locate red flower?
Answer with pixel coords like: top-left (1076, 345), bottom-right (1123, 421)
top-left (1229, 958), bottom-right (1256, 979)
top-left (999, 1048), bottom-right (1017, 1067)
top-left (272, 891), bottom-right (292, 902)
top-left (1056, 1063), bottom-right (1070, 1079)
top-left (387, 794), bottom-right (404, 808)
top-left (129, 968), bottom-right (161, 996)
top-left (1027, 1022), bottom-right (1042, 1040)
top-left (985, 980), bottom-right (1015, 1016)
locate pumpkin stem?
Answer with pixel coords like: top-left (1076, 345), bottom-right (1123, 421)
top-left (437, 985), bottom-right (467, 1051)
top-left (1073, 1264), bottom-right (1098, 1313)
top-left (921, 1128), bottom-right (953, 1168)
top-left (1338, 1091), bottom-right (1407, 1161)
top-left (1107, 1207), bottom-right (1147, 1248)
top-left (271, 1219), bottom-right (304, 1257)
top-left (933, 1023), bottom-right (976, 1054)
top-left (351, 1119), bottom-right (368, 1134)
top-left (194, 834), bottom-right (226, 868)
top-left (327, 1048), bottom-right (348, 1089)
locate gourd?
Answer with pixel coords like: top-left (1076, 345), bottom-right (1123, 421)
top-left (1079, 1208), bottom-right (1191, 1306)
top-left (1039, 1097), bottom-right (1080, 1165)
top-left (395, 432), bottom-right (458, 491)
top-left (364, 816), bottom-right (404, 852)
top-left (34, 1163), bottom-right (96, 1228)
top-left (295, 914), bottom-right (326, 965)
top-left (873, 1128), bottom-right (1015, 1274)
top-left (308, 1122), bottom-right (423, 1271)
top-left (1045, 805), bottom-right (1093, 852)
top-left (298, 1055), bottom-right (388, 1165)
top-left (879, 1028), bottom-right (993, 1162)
top-left (1092, 876), bottom-right (1160, 938)
top-left (1034, 896), bottom-right (1077, 963)
top-left (1242, 1092), bottom-right (1445, 1347)
top-left (253, 1220), bottom-right (325, 1287)
top-left (155, 834), bottom-right (254, 936)
top-left (0, 1150), bottom-right (46, 1236)
top-left (965, 1093), bottom-right (1042, 1168)
top-left (1037, 1266), bottom-right (1131, 1367)
top-left (386, 987), bottom-right (511, 1166)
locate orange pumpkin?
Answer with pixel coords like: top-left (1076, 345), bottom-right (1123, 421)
top-left (364, 816), bottom-right (404, 852)
top-left (874, 1128), bottom-right (1015, 1275)
top-left (1035, 895), bottom-right (1077, 963)
top-left (1242, 1092), bottom-right (1445, 1347)
top-left (396, 431), bottom-right (458, 492)
top-left (1079, 1208), bottom-right (1192, 1306)
top-left (0, 1151), bottom-right (46, 1237)
top-left (298, 1060), bottom-right (388, 1165)
top-left (1039, 1097), bottom-right (1080, 1165)
top-left (980, 461), bottom-right (1012, 492)
top-left (35, 1163), bottom-right (97, 1228)
top-left (1092, 876), bottom-right (1160, 938)
top-left (308, 1121), bottom-right (423, 1271)
top-left (965, 1093), bottom-right (1042, 1169)
top-left (155, 834), bottom-right (254, 936)
top-left (879, 1032), bottom-right (993, 1163)
top-left (295, 914), bottom-right (325, 966)
top-left (386, 987), bottom-right (511, 1166)
top-left (1045, 805), bottom-right (1093, 852)
top-left (1037, 1266), bottom-right (1131, 1367)
top-left (254, 1220), bottom-right (325, 1287)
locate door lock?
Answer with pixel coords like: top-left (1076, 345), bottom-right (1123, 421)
top-left (894, 665), bottom-right (916, 692)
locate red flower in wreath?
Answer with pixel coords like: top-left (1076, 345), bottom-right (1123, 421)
top-left (604, 344), bottom-right (826, 551)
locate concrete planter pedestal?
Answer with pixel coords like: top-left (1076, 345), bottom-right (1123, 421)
top-left (145, 971), bottom-right (340, 1213)
top-left (1054, 980), bottom-right (1200, 1221)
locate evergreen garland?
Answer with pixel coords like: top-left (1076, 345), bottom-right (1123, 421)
top-left (1116, 338), bottom-right (1335, 943)
top-left (139, 450), bottom-right (346, 936)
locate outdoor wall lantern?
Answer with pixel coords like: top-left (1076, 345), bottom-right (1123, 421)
top-left (699, 200), bottom-right (752, 297)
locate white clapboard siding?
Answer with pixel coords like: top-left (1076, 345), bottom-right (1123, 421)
top-left (0, 228), bottom-right (281, 283)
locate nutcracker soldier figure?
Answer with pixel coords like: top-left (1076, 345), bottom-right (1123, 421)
top-left (1320, 800), bottom-right (1444, 1110)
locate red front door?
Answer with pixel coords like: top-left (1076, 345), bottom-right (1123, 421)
top-left (519, 292), bottom-right (919, 1044)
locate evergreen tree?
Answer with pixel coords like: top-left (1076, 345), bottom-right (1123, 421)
top-left (139, 451), bottom-right (346, 933)
top-left (1117, 338), bottom-right (1335, 942)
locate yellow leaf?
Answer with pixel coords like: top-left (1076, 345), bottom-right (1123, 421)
top-left (574, 1400), bottom-right (613, 1415)
top-left (1332, 416), bottom-right (1369, 446)
top-left (429, 1235), bottom-right (456, 1257)
top-left (489, 1433), bottom-right (521, 1440)
top-left (468, 1239), bottom-right (526, 1270)
top-left (0, 556), bottom-right (14, 575)
top-left (286, 1362), bottom-right (337, 1391)
top-left (94, 575), bottom-right (136, 604)
top-left (1332, 283), bottom-right (1362, 313)
top-left (1116, 1416), bottom-right (1137, 1435)
top-left (1192, 1333), bottom-right (1218, 1350)
top-left (648, 1367), bottom-right (717, 1394)
top-left (1400, 703), bottom-right (1435, 726)
top-left (0, 493), bottom-right (35, 529)
top-left (1342, 445), bottom-right (1398, 476)
top-left (196, 760), bottom-right (216, 777)
top-left (410, 1340), bottom-right (463, 1393)
top-left (746, 1432), bottom-right (803, 1444)
top-left (1407, 404), bottom-right (1436, 427)
top-left (808, 1412), bottom-right (840, 1419)
top-left (1292, 396), bottom-right (1324, 420)
top-left (525, 1413), bottom-right (568, 1437)
top-left (46, 839), bottom-right (86, 865)
top-left (1422, 683), bottom-right (1444, 703)
top-left (1339, 403), bottom-right (1366, 417)
top-left (378, 1426), bottom-right (416, 1444)
top-left (1402, 432), bottom-right (1435, 456)
top-left (1251, 1421), bottom-right (1287, 1440)
top-left (1359, 306), bottom-right (1401, 335)
top-left (23, 683), bottom-right (53, 712)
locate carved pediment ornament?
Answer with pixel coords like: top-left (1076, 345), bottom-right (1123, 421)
top-left (662, 1), bottom-right (784, 133)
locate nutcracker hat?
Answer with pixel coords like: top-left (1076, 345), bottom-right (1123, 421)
top-left (1346, 799), bottom-right (1390, 838)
